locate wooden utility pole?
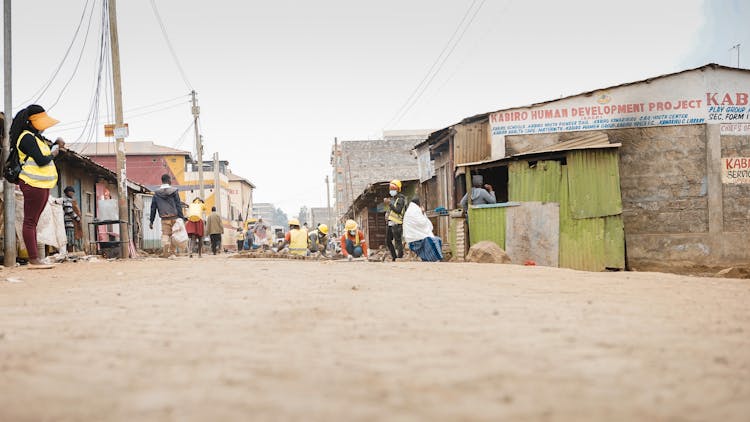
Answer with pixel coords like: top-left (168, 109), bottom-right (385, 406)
top-left (108, 0), bottom-right (130, 259)
top-left (191, 91), bottom-right (205, 199)
top-left (213, 152), bottom-right (221, 217)
top-left (3, 0), bottom-right (15, 266)
top-left (325, 175), bottom-right (332, 234)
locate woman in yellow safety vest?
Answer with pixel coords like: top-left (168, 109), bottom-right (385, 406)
top-left (10, 105), bottom-right (63, 267)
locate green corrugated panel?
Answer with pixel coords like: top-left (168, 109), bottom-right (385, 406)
top-left (508, 160), bottom-right (562, 202)
top-left (468, 207), bottom-right (506, 248)
top-left (603, 215), bottom-right (625, 269)
top-left (567, 149), bottom-right (623, 219)
top-left (559, 167), bottom-right (625, 271)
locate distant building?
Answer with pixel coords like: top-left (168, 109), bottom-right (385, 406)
top-left (228, 172), bottom-right (255, 227)
top-left (330, 130), bottom-right (430, 226)
top-left (252, 202), bottom-right (277, 225)
top-left (310, 207), bottom-right (333, 230)
top-left (69, 141), bottom-right (254, 250)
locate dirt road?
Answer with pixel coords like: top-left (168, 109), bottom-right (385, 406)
top-left (1, 255), bottom-right (748, 421)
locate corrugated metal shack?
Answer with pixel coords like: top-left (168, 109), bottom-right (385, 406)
top-left (418, 63), bottom-right (750, 273)
top-left (344, 180), bottom-right (418, 251)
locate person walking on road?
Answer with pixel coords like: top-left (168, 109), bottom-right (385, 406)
top-left (149, 174), bottom-right (185, 258)
top-left (206, 206), bottom-right (223, 255)
top-left (341, 219), bottom-right (368, 260)
top-left (235, 227), bottom-right (245, 251)
top-left (12, 105), bottom-right (64, 267)
top-left (186, 197), bottom-right (206, 258)
top-left (384, 179), bottom-right (407, 261)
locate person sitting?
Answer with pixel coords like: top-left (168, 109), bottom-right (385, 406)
top-left (283, 218), bottom-right (309, 256)
top-left (308, 224), bottom-right (329, 256)
top-left (403, 198), bottom-right (443, 262)
top-left (340, 219), bottom-right (368, 260)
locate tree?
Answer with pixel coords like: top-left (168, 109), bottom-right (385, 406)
top-left (272, 207), bottom-right (288, 227)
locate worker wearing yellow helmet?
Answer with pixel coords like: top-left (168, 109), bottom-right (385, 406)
top-left (283, 218), bottom-right (309, 256)
top-left (340, 219), bottom-right (368, 260)
top-left (383, 179), bottom-right (407, 261)
top-left (308, 223), bottom-right (329, 256)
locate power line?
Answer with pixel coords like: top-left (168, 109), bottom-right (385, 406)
top-left (17, 0), bottom-right (95, 107)
top-left (149, 0), bottom-right (193, 90)
top-left (55, 100), bottom-right (189, 133)
top-left (386, 0), bottom-right (487, 128)
top-left (55, 95), bottom-right (188, 128)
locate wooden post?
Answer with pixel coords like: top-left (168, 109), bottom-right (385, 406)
top-left (3, 0), bottom-right (15, 266)
top-left (108, 0), bottom-right (130, 259)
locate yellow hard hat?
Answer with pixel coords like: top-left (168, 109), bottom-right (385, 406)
top-left (288, 218), bottom-right (300, 227)
top-left (345, 219), bottom-right (357, 231)
top-left (318, 224), bottom-right (328, 235)
top-left (389, 179), bottom-right (402, 191)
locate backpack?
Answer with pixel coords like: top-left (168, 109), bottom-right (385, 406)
top-left (3, 138), bottom-right (25, 184)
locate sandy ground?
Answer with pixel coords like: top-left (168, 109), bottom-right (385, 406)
top-left (0, 255), bottom-right (749, 422)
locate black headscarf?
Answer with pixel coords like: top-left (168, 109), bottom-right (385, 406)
top-left (9, 104), bottom-right (45, 145)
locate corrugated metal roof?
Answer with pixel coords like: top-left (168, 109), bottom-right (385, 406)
top-left (460, 133), bottom-right (619, 168)
top-left (515, 133), bottom-right (617, 156)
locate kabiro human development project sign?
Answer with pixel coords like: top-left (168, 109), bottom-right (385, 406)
top-left (722, 157), bottom-right (750, 184)
top-left (489, 68), bottom-right (750, 146)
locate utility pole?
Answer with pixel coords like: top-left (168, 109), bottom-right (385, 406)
top-left (191, 90), bottom-right (204, 199)
top-left (3, 0), bottom-right (15, 267)
top-left (108, 0), bottom-right (130, 259)
top-left (325, 175), bottom-right (332, 235)
top-left (213, 151), bottom-right (222, 218)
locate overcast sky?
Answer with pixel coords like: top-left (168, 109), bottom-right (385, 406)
top-left (1, 0), bottom-right (748, 216)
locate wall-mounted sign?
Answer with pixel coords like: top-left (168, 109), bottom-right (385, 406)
top-left (489, 68), bottom-right (750, 152)
top-left (722, 157), bottom-right (750, 184)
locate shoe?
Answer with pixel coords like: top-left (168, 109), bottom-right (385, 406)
top-left (189, 253), bottom-right (193, 258)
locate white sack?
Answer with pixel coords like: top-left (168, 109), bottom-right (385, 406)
top-left (403, 202), bottom-right (434, 244)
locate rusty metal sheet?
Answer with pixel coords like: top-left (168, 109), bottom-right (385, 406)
top-left (505, 202), bottom-right (559, 266)
top-left (454, 120), bottom-right (490, 166)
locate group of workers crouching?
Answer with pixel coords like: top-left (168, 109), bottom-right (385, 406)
top-left (263, 179), bottom-right (444, 262)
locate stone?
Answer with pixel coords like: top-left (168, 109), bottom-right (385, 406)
top-left (466, 241), bottom-right (511, 264)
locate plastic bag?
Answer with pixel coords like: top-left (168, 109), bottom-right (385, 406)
top-left (171, 218), bottom-right (189, 245)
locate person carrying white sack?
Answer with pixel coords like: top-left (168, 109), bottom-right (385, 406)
top-left (402, 198), bottom-right (443, 262)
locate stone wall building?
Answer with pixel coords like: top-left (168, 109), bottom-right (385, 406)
top-left (419, 64), bottom-right (750, 272)
top-left (330, 130), bottom-right (430, 228)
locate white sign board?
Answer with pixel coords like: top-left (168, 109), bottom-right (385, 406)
top-left (489, 68), bottom-right (750, 151)
top-left (722, 157), bottom-right (750, 184)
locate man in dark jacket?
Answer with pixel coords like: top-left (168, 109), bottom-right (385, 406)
top-left (384, 179), bottom-right (407, 261)
top-left (149, 174), bottom-right (185, 257)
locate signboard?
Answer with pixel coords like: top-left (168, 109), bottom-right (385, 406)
top-left (722, 157), bottom-right (750, 184)
top-left (104, 123), bottom-right (129, 138)
top-left (490, 68), bottom-right (750, 150)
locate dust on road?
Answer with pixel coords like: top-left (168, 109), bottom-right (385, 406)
top-left (1, 256), bottom-right (749, 421)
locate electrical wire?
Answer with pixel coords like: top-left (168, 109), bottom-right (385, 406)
top-left (386, 0), bottom-right (487, 128)
top-left (149, 0), bottom-right (193, 90)
top-left (383, 0), bottom-right (478, 129)
top-left (17, 0), bottom-right (94, 107)
top-left (46, 1), bottom-right (100, 111)
top-left (172, 121), bottom-right (195, 149)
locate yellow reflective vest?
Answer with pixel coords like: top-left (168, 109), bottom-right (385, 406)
top-left (288, 228), bottom-right (308, 255)
top-left (187, 202), bottom-right (205, 222)
top-left (18, 130), bottom-right (58, 189)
